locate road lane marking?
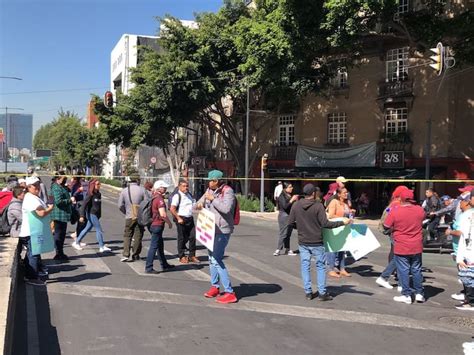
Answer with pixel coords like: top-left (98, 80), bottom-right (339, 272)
top-left (26, 285), bottom-right (40, 355)
top-left (46, 283), bottom-right (471, 335)
top-left (70, 247), bottom-right (112, 274)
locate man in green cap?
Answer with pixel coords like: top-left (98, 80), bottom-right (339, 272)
top-left (197, 170), bottom-right (238, 304)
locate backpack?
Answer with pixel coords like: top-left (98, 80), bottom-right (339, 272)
top-left (137, 195), bottom-right (157, 227)
top-left (221, 185), bottom-right (240, 226)
top-left (0, 204), bottom-right (11, 236)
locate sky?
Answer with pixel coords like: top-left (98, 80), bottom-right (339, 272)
top-left (0, 0), bottom-right (223, 135)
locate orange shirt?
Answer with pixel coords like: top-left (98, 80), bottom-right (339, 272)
top-left (327, 198), bottom-right (350, 218)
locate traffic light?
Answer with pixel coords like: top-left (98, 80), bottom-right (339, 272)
top-left (429, 42), bottom-right (444, 76)
top-left (104, 91), bottom-right (114, 108)
top-left (261, 153), bottom-right (268, 170)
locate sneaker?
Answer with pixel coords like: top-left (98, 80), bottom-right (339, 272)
top-left (305, 292), bottom-right (314, 300)
top-left (145, 269), bottom-right (160, 274)
top-left (204, 286), bottom-right (220, 298)
top-left (25, 278), bottom-right (46, 286)
top-left (216, 292), bottom-right (238, 304)
top-left (339, 269), bottom-right (351, 277)
top-left (189, 256), bottom-right (201, 264)
top-left (132, 255), bottom-right (140, 261)
top-left (286, 250), bottom-right (297, 256)
top-left (318, 293), bottom-right (333, 301)
top-left (38, 270), bottom-right (49, 277)
top-left (71, 242), bottom-right (83, 251)
top-left (463, 342), bottom-right (474, 350)
top-left (99, 246), bottom-right (112, 253)
top-left (162, 264), bottom-right (175, 271)
top-left (328, 271), bottom-right (341, 278)
top-left (456, 303), bottom-right (474, 311)
top-left (80, 242), bottom-right (87, 247)
top-left (120, 257), bottom-right (130, 262)
top-left (393, 295), bottom-right (412, 304)
top-left (376, 277), bottom-right (393, 289)
top-left (273, 249), bottom-right (280, 256)
top-left (397, 286), bottom-right (402, 292)
top-left (415, 294), bottom-right (425, 303)
top-left (451, 293), bottom-right (465, 301)
top-left (54, 254), bottom-right (69, 261)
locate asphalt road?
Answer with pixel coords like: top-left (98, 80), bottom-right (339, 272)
top-left (11, 182), bottom-right (474, 355)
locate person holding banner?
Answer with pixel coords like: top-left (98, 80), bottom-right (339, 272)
top-left (384, 188), bottom-right (426, 304)
top-left (326, 187), bottom-right (355, 278)
top-left (19, 177), bottom-right (54, 286)
top-left (197, 170), bottom-right (238, 304)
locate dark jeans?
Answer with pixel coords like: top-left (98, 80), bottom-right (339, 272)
top-left (122, 218), bottom-right (144, 258)
top-left (145, 225), bottom-right (169, 271)
top-left (176, 217), bottom-right (196, 258)
top-left (53, 220), bottom-right (68, 256)
top-left (395, 253), bottom-right (424, 297)
top-left (427, 217), bottom-right (440, 239)
top-left (277, 212), bottom-right (293, 250)
top-left (380, 239), bottom-right (397, 280)
top-left (24, 236), bottom-right (40, 279)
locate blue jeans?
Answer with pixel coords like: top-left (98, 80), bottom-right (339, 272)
top-left (145, 225), bottom-right (168, 271)
top-left (326, 251), bottom-right (346, 270)
top-left (208, 234), bottom-right (233, 293)
top-left (395, 254), bottom-right (424, 297)
top-left (380, 239), bottom-right (397, 280)
top-left (76, 213), bottom-right (105, 247)
top-left (299, 245), bottom-right (327, 295)
top-left (25, 236), bottom-right (40, 279)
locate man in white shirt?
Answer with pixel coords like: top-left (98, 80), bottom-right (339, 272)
top-left (274, 181), bottom-right (283, 202)
top-left (170, 179), bottom-right (199, 264)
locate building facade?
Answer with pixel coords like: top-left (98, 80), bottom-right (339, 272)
top-left (0, 113), bottom-right (33, 161)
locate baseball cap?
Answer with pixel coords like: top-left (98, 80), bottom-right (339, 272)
top-left (26, 176), bottom-right (40, 186)
top-left (392, 185), bottom-right (410, 198)
top-left (336, 176), bottom-right (347, 183)
top-left (207, 170), bottom-right (224, 180)
top-left (303, 183), bottom-right (320, 196)
top-left (459, 193), bottom-right (471, 202)
top-left (440, 195), bottom-right (451, 202)
top-left (458, 185), bottom-right (474, 193)
top-left (153, 180), bottom-right (169, 190)
top-left (399, 189), bottom-right (414, 201)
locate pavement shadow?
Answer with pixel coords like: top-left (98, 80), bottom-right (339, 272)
top-left (424, 285), bottom-right (445, 300)
top-left (327, 285), bottom-right (374, 297)
top-left (344, 264), bottom-right (379, 278)
top-left (47, 272), bottom-right (110, 284)
top-left (233, 283), bottom-right (283, 299)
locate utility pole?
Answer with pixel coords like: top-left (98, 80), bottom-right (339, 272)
top-left (260, 154), bottom-right (268, 213)
top-left (1, 107), bottom-right (24, 172)
top-left (244, 83), bottom-right (250, 197)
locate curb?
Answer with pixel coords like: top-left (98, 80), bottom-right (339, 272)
top-left (0, 238), bottom-right (19, 355)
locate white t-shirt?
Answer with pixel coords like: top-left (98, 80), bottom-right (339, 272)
top-left (456, 209), bottom-right (474, 265)
top-left (19, 193), bottom-right (47, 237)
top-left (274, 184), bottom-right (283, 200)
top-left (171, 191), bottom-right (194, 218)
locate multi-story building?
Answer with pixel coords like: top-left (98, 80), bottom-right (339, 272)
top-left (0, 113), bottom-right (33, 161)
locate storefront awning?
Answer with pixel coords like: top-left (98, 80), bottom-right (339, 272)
top-left (295, 167), bottom-right (445, 180)
top-left (295, 142), bottom-right (376, 168)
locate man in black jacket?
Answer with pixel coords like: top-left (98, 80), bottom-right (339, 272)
top-left (288, 184), bottom-right (351, 301)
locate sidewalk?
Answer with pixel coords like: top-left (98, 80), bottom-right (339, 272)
top-left (0, 237), bottom-right (19, 355)
top-left (240, 210), bottom-right (380, 226)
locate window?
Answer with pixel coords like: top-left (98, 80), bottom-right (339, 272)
top-left (398, 0), bottom-right (409, 14)
top-left (327, 113), bottom-right (347, 144)
top-left (386, 47), bottom-right (409, 82)
top-left (330, 67), bottom-right (348, 89)
top-left (385, 107), bottom-right (408, 135)
top-left (278, 114), bottom-right (296, 146)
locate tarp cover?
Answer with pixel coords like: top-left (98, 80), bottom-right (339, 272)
top-left (295, 142), bottom-right (376, 168)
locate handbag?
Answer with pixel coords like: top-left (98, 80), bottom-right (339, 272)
top-left (70, 207), bottom-right (79, 225)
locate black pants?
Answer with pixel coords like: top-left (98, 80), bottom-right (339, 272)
top-left (176, 217), bottom-right (196, 258)
top-left (54, 220), bottom-right (68, 256)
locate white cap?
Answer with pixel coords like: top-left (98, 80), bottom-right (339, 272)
top-left (18, 178), bottom-right (26, 184)
top-left (26, 176), bottom-right (40, 186)
top-left (336, 176), bottom-right (347, 183)
top-left (153, 180), bottom-right (169, 190)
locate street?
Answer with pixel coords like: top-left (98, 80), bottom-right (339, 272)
top-left (11, 183), bottom-right (474, 355)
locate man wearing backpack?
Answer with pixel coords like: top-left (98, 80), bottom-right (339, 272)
top-left (170, 179), bottom-right (199, 264)
top-left (197, 170), bottom-right (238, 304)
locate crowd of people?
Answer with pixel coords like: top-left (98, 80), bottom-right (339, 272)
top-left (2, 172), bottom-right (473, 311)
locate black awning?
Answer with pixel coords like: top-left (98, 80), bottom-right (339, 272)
top-left (294, 167), bottom-right (445, 180)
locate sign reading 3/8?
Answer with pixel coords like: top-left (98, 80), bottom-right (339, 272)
top-left (380, 151), bottom-right (404, 168)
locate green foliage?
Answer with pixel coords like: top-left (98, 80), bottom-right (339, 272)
top-left (236, 194), bottom-right (275, 212)
top-left (264, 197), bottom-right (275, 212)
top-left (98, 177), bottom-right (124, 188)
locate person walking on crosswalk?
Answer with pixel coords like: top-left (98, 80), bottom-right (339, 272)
top-left (72, 179), bottom-right (111, 253)
top-left (197, 170), bottom-right (238, 304)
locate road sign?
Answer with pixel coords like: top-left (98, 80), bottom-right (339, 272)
top-left (380, 151), bottom-right (404, 169)
top-left (150, 156), bottom-right (157, 164)
top-left (35, 149), bottom-right (52, 157)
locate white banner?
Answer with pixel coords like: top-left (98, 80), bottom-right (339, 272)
top-left (196, 209), bottom-right (216, 252)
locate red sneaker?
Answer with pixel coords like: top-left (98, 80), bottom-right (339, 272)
top-left (216, 292), bottom-right (238, 304)
top-left (204, 286), bottom-right (220, 298)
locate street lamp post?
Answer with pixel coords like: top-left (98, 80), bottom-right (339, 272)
top-left (244, 84), bottom-right (250, 197)
top-left (1, 107), bottom-right (24, 172)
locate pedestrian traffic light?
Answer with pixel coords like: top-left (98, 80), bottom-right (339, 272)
top-left (429, 42), bottom-right (444, 76)
top-left (104, 91), bottom-right (114, 108)
top-left (261, 154), bottom-right (268, 170)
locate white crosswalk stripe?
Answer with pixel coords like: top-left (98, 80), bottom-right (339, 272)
top-left (69, 246), bottom-right (112, 274)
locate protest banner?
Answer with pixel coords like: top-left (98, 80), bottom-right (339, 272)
top-left (28, 212), bottom-right (54, 255)
top-left (196, 208), bottom-right (216, 252)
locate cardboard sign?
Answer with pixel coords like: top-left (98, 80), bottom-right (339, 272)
top-left (28, 212), bottom-right (54, 255)
top-left (196, 208), bottom-right (216, 252)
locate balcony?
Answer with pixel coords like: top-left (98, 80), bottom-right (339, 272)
top-left (377, 131), bottom-right (412, 157)
top-left (270, 145), bottom-right (298, 160)
top-left (378, 79), bottom-right (413, 99)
